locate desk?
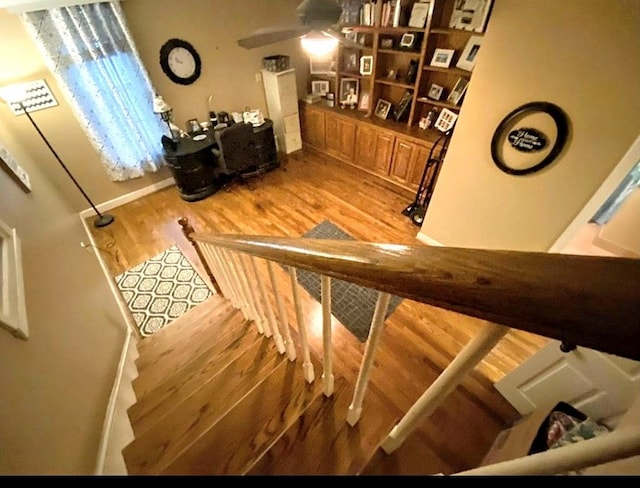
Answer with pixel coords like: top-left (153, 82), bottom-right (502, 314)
top-left (162, 133), bottom-right (219, 202)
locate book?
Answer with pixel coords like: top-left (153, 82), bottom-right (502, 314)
top-left (392, 0), bottom-right (402, 27)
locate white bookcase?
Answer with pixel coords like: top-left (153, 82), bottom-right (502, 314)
top-left (261, 68), bottom-right (302, 154)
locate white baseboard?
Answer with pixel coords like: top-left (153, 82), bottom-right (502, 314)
top-left (79, 177), bottom-right (175, 219)
top-left (416, 232), bottom-right (444, 247)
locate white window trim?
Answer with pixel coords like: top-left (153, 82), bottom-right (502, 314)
top-left (0, 219), bottom-right (28, 340)
top-left (0, 0), bottom-right (117, 14)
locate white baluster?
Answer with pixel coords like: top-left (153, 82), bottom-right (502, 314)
top-left (229, 250), bottom-right (263, 334)
top-left (267, 260), bottom-right (297, 361)
top-left (289, 267), bottom-right (315, 384)
top-left (347, 291), bottom-right (391, 426)
top-left (203, 245), bottom-right (235, 306)
top-left (217, 247), bottom-right (247, 313)
top-left (321, 275), bottom-right (334, 397)
top-left (222, 248), bottom-right (255, 325)
top-left (238, 252), bottom-right (268, 335)
top-left (249, 256), bottom-right (287, 353)
top-left (381, 322), bottom-right (509, 454)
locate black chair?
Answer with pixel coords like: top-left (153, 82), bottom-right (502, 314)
top-left (212, 123), bottom-right (265, 184)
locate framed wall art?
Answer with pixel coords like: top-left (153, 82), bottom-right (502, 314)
top-left (374, 99), bottom-right (392, 120)
top-left (449, 0), bottom-right (493, 33)
top-left (430, 48), bottom-right (455, 68)
top-left (428, 83), bottom-right (444, 100)
top-left (0, 142), bottom-right (31, 193)
top-left (311, 80), bottom-right (330, 96)
top-left (434, 108), bottom-right (458, 132)
top-left (360, 55), bottom-right (373, 76)
top-left (340, 78), bottom-right (359, 106)
top-left (456, 36), bottom-right (483, 71)
top-left (310, 56), bottom-right (336, 75)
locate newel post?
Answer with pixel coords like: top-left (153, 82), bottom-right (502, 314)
top-left (178, 217), bottom-right (223, 296)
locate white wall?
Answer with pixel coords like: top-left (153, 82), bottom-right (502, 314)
top-left (420, 0), bottom-right (640, 251)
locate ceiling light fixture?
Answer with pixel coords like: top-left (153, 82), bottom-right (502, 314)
top-left (300, 30), bottom-right (339, 57)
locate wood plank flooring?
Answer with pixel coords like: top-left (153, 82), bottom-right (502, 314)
top-left (89, 147), bottom-right (550, 473)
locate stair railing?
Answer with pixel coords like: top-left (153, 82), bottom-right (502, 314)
top-left (178, 217), bottom-right (640, 474)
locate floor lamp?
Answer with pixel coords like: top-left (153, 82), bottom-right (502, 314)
top-left (1, 80), bottom-right (114, 228)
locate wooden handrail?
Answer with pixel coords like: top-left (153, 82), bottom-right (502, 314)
top-left (189, 232), bottom-right (640, 362)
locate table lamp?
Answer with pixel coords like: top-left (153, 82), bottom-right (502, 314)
top-left (153, 94), bottom-right (174, 140)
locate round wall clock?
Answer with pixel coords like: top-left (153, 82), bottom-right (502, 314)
top-left (159, 38), bottom-right (202, 85)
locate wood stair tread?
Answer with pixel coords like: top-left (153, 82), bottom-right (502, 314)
top-left (123, 337), bottom-right (286, 474)
top-left (127, 317), bottom-right (264, 437)
top-left (135, 294), bottom-right (231, 371)
top-left (158, 355), bottom-right (324, 475)
top-left (132, 308), bottom-right (256, 400)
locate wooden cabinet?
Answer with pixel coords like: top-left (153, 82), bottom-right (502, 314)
top-left (301, 105), bottom-right (326, 150)
top-left (389, 137), bottom-right (433, 191)
top-left (324, 112), bottom-right (356, 162)
top-left (354, 124), bottom-right (395, 176)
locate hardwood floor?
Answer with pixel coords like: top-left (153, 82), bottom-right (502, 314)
top-left (89, 147), bottom-right (549, 473)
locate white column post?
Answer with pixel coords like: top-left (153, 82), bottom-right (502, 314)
top-left (218, 247), bottom-right (249, 315)
top-left (203, 245), bottom-right (235, 306)
top-left (289, 267), bottom-right (315, 384)
top-left (381, 322), bottom-right (509, 454)
top-left (347, 291), bottom-right (392, 426)
top-left (237, 252), bottom-right (268, 335)
top-left (249, 256), bottom-right (287, 355)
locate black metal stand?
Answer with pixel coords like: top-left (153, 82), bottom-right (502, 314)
top-left (20, 103), bottom-right (114, 228)
top-left (402, 130), bottom-right (452, 227)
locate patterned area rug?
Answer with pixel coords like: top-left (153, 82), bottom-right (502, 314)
top-left (115, 245), bottom-right (213, 337)
top-left (297, 220), bottom-right (403, 342)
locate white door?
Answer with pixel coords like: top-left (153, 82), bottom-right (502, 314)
top-left (494, 340), bottom-right (640, 426)
top-left (496, 134), bottom-right (640, 427)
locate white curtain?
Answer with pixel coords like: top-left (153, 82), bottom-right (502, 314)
top-left (21, 1), bottom-right (166, 181)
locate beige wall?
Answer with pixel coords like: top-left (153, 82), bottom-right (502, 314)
top-left (0, 118), bottom-right (125, 474)
top-left (420, 0), bottom-right (640, 251)
top-left (0, 0), bottom-right (308, 210)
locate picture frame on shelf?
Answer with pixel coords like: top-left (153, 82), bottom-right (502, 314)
top-left (357, 32), bottom-right (367, 46)
top-left (343, 50), bottom-right (359, 72)
top-left (393, 91), bottom-right (413, 122)
top-left (456, 36), bottom-right (483, 71)
top-left (380, 37), bottom-right (393, 49)
top-left (360, 55), bottom-right (373, 75)
top-left (344, 29), bottom-right (357, 43)
top-left (311, 80), bottom-right (330, 97)
top-left (374, 98), bottom-right (392, 120)
top-left (187, 118), bottom-right (200, 133)
top-left (447, 77), bottom-right (469, 105)
top-left (434, 108), bottom-right (458, 132)
top-left (427, 83), bottom-right (444, 100)
top-left (449, 0), bottom-right (493, 33)
top-left (408, 1), bottom-right (430, 29)
top-left (358, 91), bottom-right (371, 111)
top-left (310, 56), bottom-right (336, 75)
top-left (340, 77), bottom-right (359, 107)
top-left (430, 48), bottom-right (455, 68)
top-left (399, 33), bottom-right (418, 50)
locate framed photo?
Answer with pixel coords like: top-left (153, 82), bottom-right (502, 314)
top-left (456, 36), bottom-right (483, 71)
top-left (399, 33), bottom-right (417, 50)
top-left (434, 108), bottom-right (458, 132)
top-left (187, 118), bottom-right (200, 133)
top-left (358, 91), bottom-right (371, 111)
top-left (344, 30), bottom-right (357, 43)
top-left (357, 33), bottom-right (367, 46)
top-left (393, 91), bottom-right (413, 122)
top-left (427, 83), bottom-right (444, 100)
top-left (380, 37), bottom-right (393, 49)
top-left (310, 56), bottom-right (336, 75)
top-left (360, 55), bottom-right (373, 76)
top-left (374, 99), bottom-right (392, 120)
top-left (311, 80), bottom-right (330, 97)
top-left (449, 0), bottom-right (493, 33)
top-left (343, 50), bottom-right (359, 72)
top-left (447, 77), bottom-right (469, 105)
top-left (340, 78), bottom-right (359, 106)
top-left (408, 1), bottom-right (430, 29)
top-left (430, 48), bottom-right (455, 68)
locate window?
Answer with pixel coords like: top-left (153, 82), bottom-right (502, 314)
top-left (21, 2), bottom-right (166, 181)
top-left (0, 219), bottom-right (28, 340)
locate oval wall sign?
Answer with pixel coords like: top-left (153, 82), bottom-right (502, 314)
top-left (507, 127), bottom-right (547, 153)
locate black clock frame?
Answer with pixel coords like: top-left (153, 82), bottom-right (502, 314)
top-left (490, 101), bottom-right (569, 176)
top-left (159, 38), bottom-right (202, 86)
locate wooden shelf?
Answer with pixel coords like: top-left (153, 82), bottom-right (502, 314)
top-left (375, 79), bottom-right (415, 90)
top-left (416, 97), bottom-right (460, 111)
top-left (378, 49), bottom-right (421, 56)
top-left (423, 65), bottom-right (471, 76)
top-left (430, 27), bottom-right (486, 36)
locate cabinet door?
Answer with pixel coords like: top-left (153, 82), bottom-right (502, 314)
top-left (325, 114), bottom-right (356, 162)
top-left (301, 107), bottom-right (325, 150)
top-left (390, 138), bottom-right (433, 192)
top-left (354, 125), bottom-right (394, 176)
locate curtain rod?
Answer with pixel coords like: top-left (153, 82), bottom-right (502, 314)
top-left (0, 0), bottom-right (123, 14)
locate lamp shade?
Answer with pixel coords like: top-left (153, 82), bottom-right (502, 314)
top-left (0, 83), bottom-right (28, 104)
top-left (300, 31), bottom-right (338, 57)
top-left (153, 95), bottom-right (172, 114)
